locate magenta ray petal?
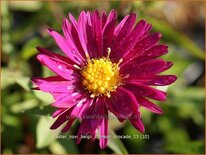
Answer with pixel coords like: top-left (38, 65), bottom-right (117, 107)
top-left (52, 109), bottom-right (66, 118)
top-left (61, 117), bottom-right (75, 133)
top-left (102, 10), bottom-right (117, 57)
top-left (37, 54), bottom-right (76, 81)
top-left (121, 59), bottom-right (167, 76)
top-left (51, 98), bottom-right (90, 130)
top-left (77, 98), bottom-right (106, 144)
top-left (127, 75), bottom-right (177, 86)
top-left (67, 13), bottom-right (86, 59)
top-left (113, 19), bottom-right (152, 61)
top-left (137, 97), bottom-right (163, 114)
top-left (62, 19), bottom-right (77, 50)
top-left (32, 77), bottom-right (77, 93)
top-left (70, 97), bottom-right (92, 118)
top-left (129, 113), bottom-right (145, 132)
top-left (112, 14), bottom-right (136, 46)
top-left (50, 108), bottom-right (73, 129)
top-left (126, 44), bottom-right (168, 66)
top-left (101, 11), bottom-right (107, 28)
top-left (51, 92), bottom-right (70, 101)
top-left (99, 105), bottom-right (108, 149)
top-left (114, 15), bottom-right (129, 36)
top-left (85, 11), bottom-right (99, 58)
top-left (32, 76), bottom-right (65, 85)
top-left (36, 46), bottom-right (74, 65)
top-left (91, 10), bottom-right (103, 57)
top-left (68, 13), bottom-right (78, 28)
top-left (77, 11), bottom-right (91, 57)
top-left (62, 18), bottom-right (86, 60)
top-left (47, 29), bottom-right (84, 65)
top-left (110, 14), bottom-right (136, 60)
top-left (124, 82), bottom-right (167, 101)
top-left (51, 92), bottom-right (82, 108)
top-left (144, 75), bottom-right (177, 86)
top-left (62, 18), bottom-right (72, 41)
top-left (122, 32), bottom-right (162, 64)
top-left (106, 87), bottom-right (136, 119)
top-left (128, 97), bottom-right (145, 132)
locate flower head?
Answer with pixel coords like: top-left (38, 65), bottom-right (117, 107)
top-left (32, 10), bottom-right (177, 149)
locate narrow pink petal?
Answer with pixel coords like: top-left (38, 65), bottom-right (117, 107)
top-left (102, 10), bottom-right (117, 57)
top-left (32, 77), bottom-right (77, 93)
top-left (106, 87), bottom-right (136, 119)
top-left (121, 59), bottom-right (166, 76)
top-left (137, 97), bottom-right (163, 114)
top-left (124, 82), bottom-right (167, 101)
top-left (37, 54), bottom-right (76, 80)
top-left (145, 75), bottom-right (177, 86)
top-left (51, 92), bottom-right (69, 101)
top-left (32, 76), bottom-right (65, 85)
top-left (52, 109), bottom-right (66, 118)
top-left (68, 13), bottom-right (87, 59)
top-left (122, 32), bottom-right (162, 63)
top-left (77, 11), bottom-right (90, 57)
top-left (69, 13), bottom-right (78, 29)
top-left (51, 92), bottom-right (82, 108)
top-left (50, 108), bottom-right (73, 129)
top-left (77, 99), bottom-right (105, 144)
top-left (114, 15), bottom-right (129, 36)
top-left (85, 12), bottom-right (98, 58)
top-left (110, 14), bottom-right (136, 60)
top-left (62, 18), bottom-right (73, 43)
top-left (61, 117), bottom-right (75, 133)
top-left (70, 97), bottom-right (92, 118)
top-left (91, 10), bottom-right (103, 57)
top-left (128, 97), bottom-right (145, 132)
top-left (99, 105), bottom-right (108, 149)
top-left (129, 113), bottom-right (145, 132)
top-left (48, 28), bottom-right (84, 65)
top-left (144, 22), bottom-right (152, 35)
top-left (113, 19), bottom-right (151, 60)
top-left (161, 62), bottom-right (173, 72)
top-left (127, 75), bottom-right (177, 86)
top-left (101, 11), bottom-right (107, 28)
top-left (125, 44), bottom-right (168, 65)
top-left (36, 46), bottom-right (74, 65)
top-left (62, 18), bottom-right (85, 60)
top-left (113, 14), bottom-right (136, 42)
top-left (37, 82), bottom-right (75, 93)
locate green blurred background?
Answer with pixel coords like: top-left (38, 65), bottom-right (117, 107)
top-left (1, 0), bottom-right (205, 154)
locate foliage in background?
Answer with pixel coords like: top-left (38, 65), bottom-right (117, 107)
top-left (1, 1), bottom-right (205, 154)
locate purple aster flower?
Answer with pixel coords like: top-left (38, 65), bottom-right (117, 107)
top-left (32, 10), bottom-right (177, 149)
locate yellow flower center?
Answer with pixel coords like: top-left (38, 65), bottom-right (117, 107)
top-left (81, 50), bottom-right (122, 98)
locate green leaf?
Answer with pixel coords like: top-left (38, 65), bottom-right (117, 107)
top-left (36, 116), bottom-right (60, 149)
top-left (1, 68), bottom-right (20, 89)
top-left (108, 130), bottom-right (128, 154)
top-left (15, 76), bottom-right (31, 91)
top-left (2, 113), bottom-right (21, 127)
top-left (21, 38), bottom-right (41, 60)
top-left (24, 105), bottom-right (55, 116)
top-left (49, 141), bottom-right (67, 154)
top-left (1, 68), bottom-right (31, 91)
top-left (10, 99), bottom-right (39, 113)
top-left (164, 140), bottom-right (204, 154)
top-left (33, 90), bottom-right (54, 104)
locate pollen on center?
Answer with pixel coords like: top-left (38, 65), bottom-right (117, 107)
top-left (81, 54), bottom-right (121, 98)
